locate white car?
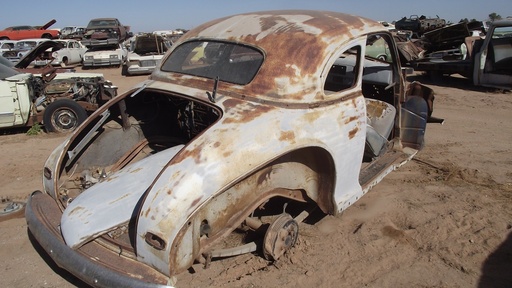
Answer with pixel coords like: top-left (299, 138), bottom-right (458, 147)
top-left (60, 26), bottom-right (84, 38)
top-left (122, 33), bottom-right (170, 75)
top-left (0, 57), bottom-right (117, 132)
top-left (2, 38), bottom-right (50, 63)
top-left (82, 43), bottom-right (127, 68)
top-left (26, 10), bottom-right (441, 287)
top-left (0, 40), bottom-right (17, 54)
top-left (33, 39), bottom-right (87, 67)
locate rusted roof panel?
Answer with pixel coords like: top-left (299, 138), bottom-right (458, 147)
top-left (153, 10), bottom-right (385, 104)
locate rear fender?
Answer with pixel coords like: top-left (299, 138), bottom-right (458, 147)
top-left (166, 147), bottom-right (335, 276)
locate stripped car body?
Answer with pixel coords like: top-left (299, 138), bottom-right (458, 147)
top-left (0, 41), bottom-right (117, 132)
top-left (122, 33), bottom-right (171, 75)
top-left (2, 38), bottom-right (50, 64)
top-left (26, 10), bottom-right (439, 287)
top-left (411, 20), bottom-right (512, 90)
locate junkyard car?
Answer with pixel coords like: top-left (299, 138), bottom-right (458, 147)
top-left (81, 18), bottom-right (131, 47)
top-left (33, 39), bottom-right (87, 67)
top-left (26, 10), bottom-right (439, 287)
top-left (2, 38), bottom-right (50, 64)
top-left (411, 19), bottom-right (512, 90)
top-left (59, 26), bottom-right (84, 38)
top-left (0, 19), bottom-right (60, 40)
top-left (0, 43), bottom-right (117, 132)
top-left (61, 27), bottom-right (86, 40)
top-left (122, 33), bottom-right (171, 75)
top-left (0, 40), bottom-right (16, 53)
top-left (82, 44), bottom-right (127, 68)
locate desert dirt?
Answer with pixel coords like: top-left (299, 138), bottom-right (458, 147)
top-left (0, 67), bottom-right (511, 288)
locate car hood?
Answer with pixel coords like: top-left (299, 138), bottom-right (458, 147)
top-left (61, 144), bottom-right (184, 248)
top-left (85, 49), bottom-right (121, 56)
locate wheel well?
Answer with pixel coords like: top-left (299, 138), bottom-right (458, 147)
top-left (168, 146), bottom-right (337, 275)
top-left (269, 147), bottom-right (336, 214)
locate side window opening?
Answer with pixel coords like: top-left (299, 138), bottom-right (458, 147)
top-left (362, 34), bottom-right (396, 106)
top-left (324, 46), bottom-right (361, 93)
top-left (361, 33), bottom-right (398, 161)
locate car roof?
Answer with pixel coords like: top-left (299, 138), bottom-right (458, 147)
top-left (89, 18), bottom-right (118, 21)
top-left (158, 10), bottom-right (386, 104)
top-left (17, 38), bottom-right (51, 42)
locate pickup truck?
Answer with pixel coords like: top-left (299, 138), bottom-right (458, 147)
top-left (81, 18), bottom-right (131, 48)
top-left (411, 20), bottom-right (512, 90)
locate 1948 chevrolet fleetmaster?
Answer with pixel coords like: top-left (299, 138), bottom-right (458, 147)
top-left (25, 10), bottom-right (440, 287)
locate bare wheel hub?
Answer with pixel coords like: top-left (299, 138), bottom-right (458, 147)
top-left (52, 108), bottom-right (77, 130)
top-left (263, 213), bottom-right (299, 261)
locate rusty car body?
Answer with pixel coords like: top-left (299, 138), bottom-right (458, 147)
top-left (25, 10), bottom-right (438, 287)
top-left (81, 18), bottom-right (131, 48)
top-left (395, 15), bottom-right (446, 37)
top-left (0, 19), bottom-right (59, 41)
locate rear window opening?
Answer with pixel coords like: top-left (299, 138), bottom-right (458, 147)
top-left (161, 40), bottom-right (264, 85)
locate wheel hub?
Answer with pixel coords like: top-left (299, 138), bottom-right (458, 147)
top-left (53, 109), bottom-right (77, 130)
top-left (263, 213), bottom-right (299, 261)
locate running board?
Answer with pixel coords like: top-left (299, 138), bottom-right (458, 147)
top-left (359, 148), bottom-right (417, 193)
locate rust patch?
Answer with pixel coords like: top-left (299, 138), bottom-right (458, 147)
top-left (279, 130), bottom-right (295, 142)
top-left (189, 196), bottom-right (203, 211)
top-left (344, 116), bottom-right (358, 124)
top-left (348, 127), bottom-right (359, 139)
top-left (303, 110), bottom-right (322, 124)
top-left (222, 99), bottom-right (275, 124)
top-left (366, 100), bottom-right (389, 118)
top-left (213, 142), bottom-right (221, 148)
top-left (172, 147), bottom-right (202, 164)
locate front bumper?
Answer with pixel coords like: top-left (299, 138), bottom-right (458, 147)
top-left (126, 65), bottom-right (155, 75)
top-left (25, 191), bottom-right (173, 288)
top-left (81, 38), bottom-right (119, 47)
top-left (83, 59), bottom-right (122, 67)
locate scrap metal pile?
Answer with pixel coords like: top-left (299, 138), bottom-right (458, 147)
top-left (393, 19), bottom-right (512, 90)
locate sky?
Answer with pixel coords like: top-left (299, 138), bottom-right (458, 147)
top-left (2, 0), bottom-right (511, 33)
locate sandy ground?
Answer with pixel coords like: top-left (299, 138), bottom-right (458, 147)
top-left (0, 67), bottom-right (511, 288)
